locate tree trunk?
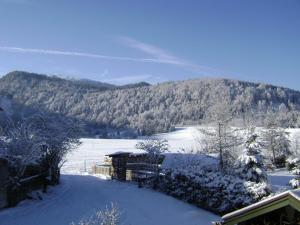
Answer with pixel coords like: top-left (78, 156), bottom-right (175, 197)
top-left (50, 166), bottom-right (60, 185)
top-left (218, 122), bottom-right (223, 170)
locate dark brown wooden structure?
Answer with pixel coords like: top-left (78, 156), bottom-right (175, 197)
top-left (106, 152), bottom-right (131, 181)
top-left (94, 152), bottom-right (165, 182)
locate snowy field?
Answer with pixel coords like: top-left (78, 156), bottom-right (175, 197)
top-left (62, 126), bottom-right (300, 174)
top-left (1, 127), bottom-right (299, 225)
top-left (62, 127), bottom-right (200, 174)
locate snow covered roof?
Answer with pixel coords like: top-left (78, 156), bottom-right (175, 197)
top-left (161, 153), bottom-right (218, 170)
top-left (222, 189), bottom-right (300, 224)
top-left (106, 151), bottom-right (132, 157)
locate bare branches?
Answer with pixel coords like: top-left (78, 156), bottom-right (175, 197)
top-left (0, 109), bottom-right (81, 185)
top-left (71, 202), bottom-right (122, 225)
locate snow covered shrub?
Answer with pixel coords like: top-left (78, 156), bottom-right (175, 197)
top-left (286, 157), bottom-right (300, 188)
top-left (71, 203), bottom-right (121, 225)
top-left (159, 168), bottom-right (270, 214)
top-left (286, 157), bottom-right (300, 173)
top-left (289, 178), bottom-right (300, 189)
top-left (158, 134), bottom-right (270, 214)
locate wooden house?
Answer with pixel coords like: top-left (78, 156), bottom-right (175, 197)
top-left (221, 189), bottom-right (300, 225)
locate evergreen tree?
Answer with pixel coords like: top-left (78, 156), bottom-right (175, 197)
top-left (236, 131), bottom-right (268, 183)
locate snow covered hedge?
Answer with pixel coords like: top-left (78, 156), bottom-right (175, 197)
top-left (159, 168), bottom-right (270, 214)
top-left (158, 133), bottom-right (271, 214)
top-left (287, 158), bottom-right (300, 189)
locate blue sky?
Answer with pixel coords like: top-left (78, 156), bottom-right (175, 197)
top-left (0, 0), bottom-right (299, 90)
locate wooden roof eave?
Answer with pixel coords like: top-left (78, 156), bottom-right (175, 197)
top-left (222, 194), bottom-right (300, 225)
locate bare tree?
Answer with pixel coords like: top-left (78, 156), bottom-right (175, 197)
top-left (0, 118), bottom-right (45, 190)
top-left (198, 99), bottom-right (242, 170)
top-left (0, 110), bottom-right (81, 187)
top-left (135, 137), bottom-right (168, 188)
top-left (26, 112), bottom-right (81, 184)
top-left (262, 116), bottom-right (291, 167)
top-left (291, 135), bottom-right (300, 157)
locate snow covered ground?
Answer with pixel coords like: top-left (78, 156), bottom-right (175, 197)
top-left (1, 127), bottom-right (220, 225)
top-left (268, 168), bottom-right (297, 193)
top-left (1, 127), bottom-right (299, 225)
top-left (0, 175), bottom-right (219, 225)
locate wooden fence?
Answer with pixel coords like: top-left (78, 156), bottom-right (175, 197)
top-left (91, 164), bottom-right (112, 177)
top-left (0, 158), bottom-right (48, 209)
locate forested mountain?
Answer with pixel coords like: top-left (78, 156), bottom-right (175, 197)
top-left (0, 71), bottom-right (299, 137)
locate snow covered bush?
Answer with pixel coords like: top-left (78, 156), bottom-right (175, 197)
top-left (71, 203), bottom-right (121, 225)
top-left (159, 168), bottom-right (270, 214)
top-left (288, 158), bottom-right (300, 189)
top-left (289, 178), bottom-right (300, 189)
top-left (286, 157), bottom-right (300, 172)
top-left (158, 131), bottom-right (270, 214)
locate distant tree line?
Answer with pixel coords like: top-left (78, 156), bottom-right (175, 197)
top-left (1, 71), bottom-right (300, 137)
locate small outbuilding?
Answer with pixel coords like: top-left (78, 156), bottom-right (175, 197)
top-left (106, 152), bottom-right (132, 181)
top-left (221, 189), bottom-right (300, 225)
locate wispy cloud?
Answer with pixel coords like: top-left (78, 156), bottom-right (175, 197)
top-left (0, 0), bottom-right (33, 5)
top-left (118, 36), bottom-right (187, 65)
top-left (0, 42), bottom-right (229, 76)
top-left (117, 36), bottom-right (225, 74)
top-left (0, 46), bottom-right (194, 66)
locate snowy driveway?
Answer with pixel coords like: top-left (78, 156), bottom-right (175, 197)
top-left (0, 175), bottom-right (219, 225)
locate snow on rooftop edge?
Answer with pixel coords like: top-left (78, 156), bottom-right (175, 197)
top-left (222, 188), bottom-right (300, 221)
